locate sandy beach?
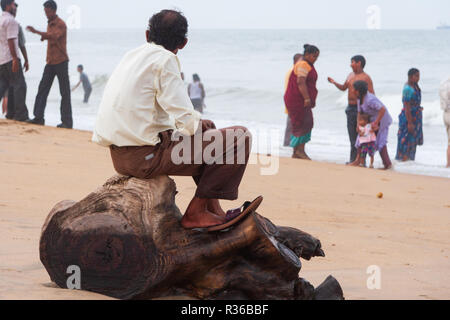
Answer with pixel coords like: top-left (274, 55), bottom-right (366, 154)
top-left (0, 118), bottom-right (449, 300)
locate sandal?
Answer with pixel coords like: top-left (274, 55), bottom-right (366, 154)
top-left (193, 196), bottom-right (263, 233)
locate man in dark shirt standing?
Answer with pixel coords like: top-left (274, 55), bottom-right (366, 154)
top-left (26, 0), bottom-right (72, 129)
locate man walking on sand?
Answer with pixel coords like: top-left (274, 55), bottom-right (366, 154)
top-left (92, 10), bottom-right (261, 232)
top-left (26, 0), bottom-right (73, 129)
top-left (0, 0), bottom-right (29, 122)
top-left (328, 55), bottom-right (375, 163)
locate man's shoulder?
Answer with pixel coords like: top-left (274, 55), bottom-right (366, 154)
top-left (1, 13), bottom-right (18, 26)
top-left (122, 43), bottom-right (176, 71)
top-left (361, 72), bottom-right (372, 81)
top-left (130, 43), bottom-right (173, 58)
top-left (346, 72), bottom-right (356, 81)
top-left (55, 16), bottom-right (67, 28)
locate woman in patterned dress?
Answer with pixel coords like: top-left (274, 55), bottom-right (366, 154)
top-left (395, 68), bottom-right (423, 161)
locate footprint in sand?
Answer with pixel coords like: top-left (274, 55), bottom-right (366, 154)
top-left (22, 128), bottom-right (40, 134)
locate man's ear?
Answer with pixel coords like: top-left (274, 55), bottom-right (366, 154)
top-left (178, 38), bottom-right (188, 50)
top-left (145, 30), bottom-right (150, 42)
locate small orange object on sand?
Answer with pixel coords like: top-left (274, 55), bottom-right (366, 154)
top-left (377, 192), bottom-right (383, 199)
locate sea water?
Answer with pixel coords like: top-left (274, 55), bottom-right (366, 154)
top-left (5, 29), bottom-right (450, 178)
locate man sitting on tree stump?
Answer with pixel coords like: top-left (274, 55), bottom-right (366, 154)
top-left (92, 10), bottom-right (261, 232)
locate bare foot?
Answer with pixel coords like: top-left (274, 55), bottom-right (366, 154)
top-left (292, 151), bottom-right (311, 160)
top-left (181, 210), bottom-right (225, 229)
top-left (181, 198), bottom-right (226, 229)
top-left (207, 199), bottom-right (226, 217)
top-left (349, 160), bottom-right (361, 167)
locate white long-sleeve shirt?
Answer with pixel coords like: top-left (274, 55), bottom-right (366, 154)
top-left (440, 77), bottom-right (450, 112)
top-left (0, 11), bottom-right (20, 65)
top-left (92, 42), bottom-right (201, 147)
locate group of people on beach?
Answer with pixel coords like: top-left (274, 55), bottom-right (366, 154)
top-left (283, 46), bottom-right (450, 169)
top-left (2, 2), bottom-right (449, 234)
top-left (0, 0), bottom-right (91, 129)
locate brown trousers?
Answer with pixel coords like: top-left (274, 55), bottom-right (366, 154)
top-left (109, 126), bottom-right (252, 200)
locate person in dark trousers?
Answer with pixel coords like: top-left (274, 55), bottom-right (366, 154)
top-left (72, 64), bottom-right (92, 103)
top-left (26, 0), bottom-right (73, 129)
top-left (0, 0), bottom-right (29, 122)
top-left (5, 2), bottom-right (29, 120)
top-left (93, 10), bottom-right (260, 232)
top-left (328, 55), bottom-right (375, 163)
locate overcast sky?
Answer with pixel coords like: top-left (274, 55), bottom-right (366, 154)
top-left (15, 0), bottom-right (450, 30)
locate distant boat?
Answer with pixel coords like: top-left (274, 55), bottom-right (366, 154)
top-left (437, 23), bottom-right (450, 30)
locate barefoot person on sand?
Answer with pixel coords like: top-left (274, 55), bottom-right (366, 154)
top-left (284, 44), bottom-right (320, 160)
top-left (4, 2), bottom-right (30, 120)
top-left (395, 68), bottom-right (423, 162)
top-left (92, 10), bottom-right (261, 232)
top-left (26, 0), bottom-right (73, 129)
top-left (283, 53), bottom-right (302, 147)
top-left (352, 80), bottom-right (393, 169)
top-left (328, 55), bottom-right (374, 163)
top-left (0, 0), bottom-right (29, 122)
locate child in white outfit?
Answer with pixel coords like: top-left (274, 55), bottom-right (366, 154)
top-left (357, 113), bottom-right (377, 168)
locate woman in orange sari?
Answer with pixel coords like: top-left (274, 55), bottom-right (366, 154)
top-left (284, 44), bottom-right (320, 160)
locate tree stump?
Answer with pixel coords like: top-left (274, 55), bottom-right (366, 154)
top-left (40, 175), bottom-right (344, 300)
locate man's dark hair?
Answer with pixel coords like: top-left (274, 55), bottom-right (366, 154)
top-left (1, 0), bottom-right (14, 11)
top-left (352, 55), bottom-right (366, 69)
top-left (77, 65), bottom-right (84, 70)
top-left (43, 0), bottom-right (57, 11)
top-left (147, 10), bottom-right (188, 52)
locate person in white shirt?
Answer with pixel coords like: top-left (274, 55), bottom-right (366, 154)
top-left (440, 77), bottom-right (450, 167)
top-left (188, 73), bottom-right (205, 113)
top-left (0, 0), bottom-right (29, 121)
top-left (93, 10), bottom-right (260, 232)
